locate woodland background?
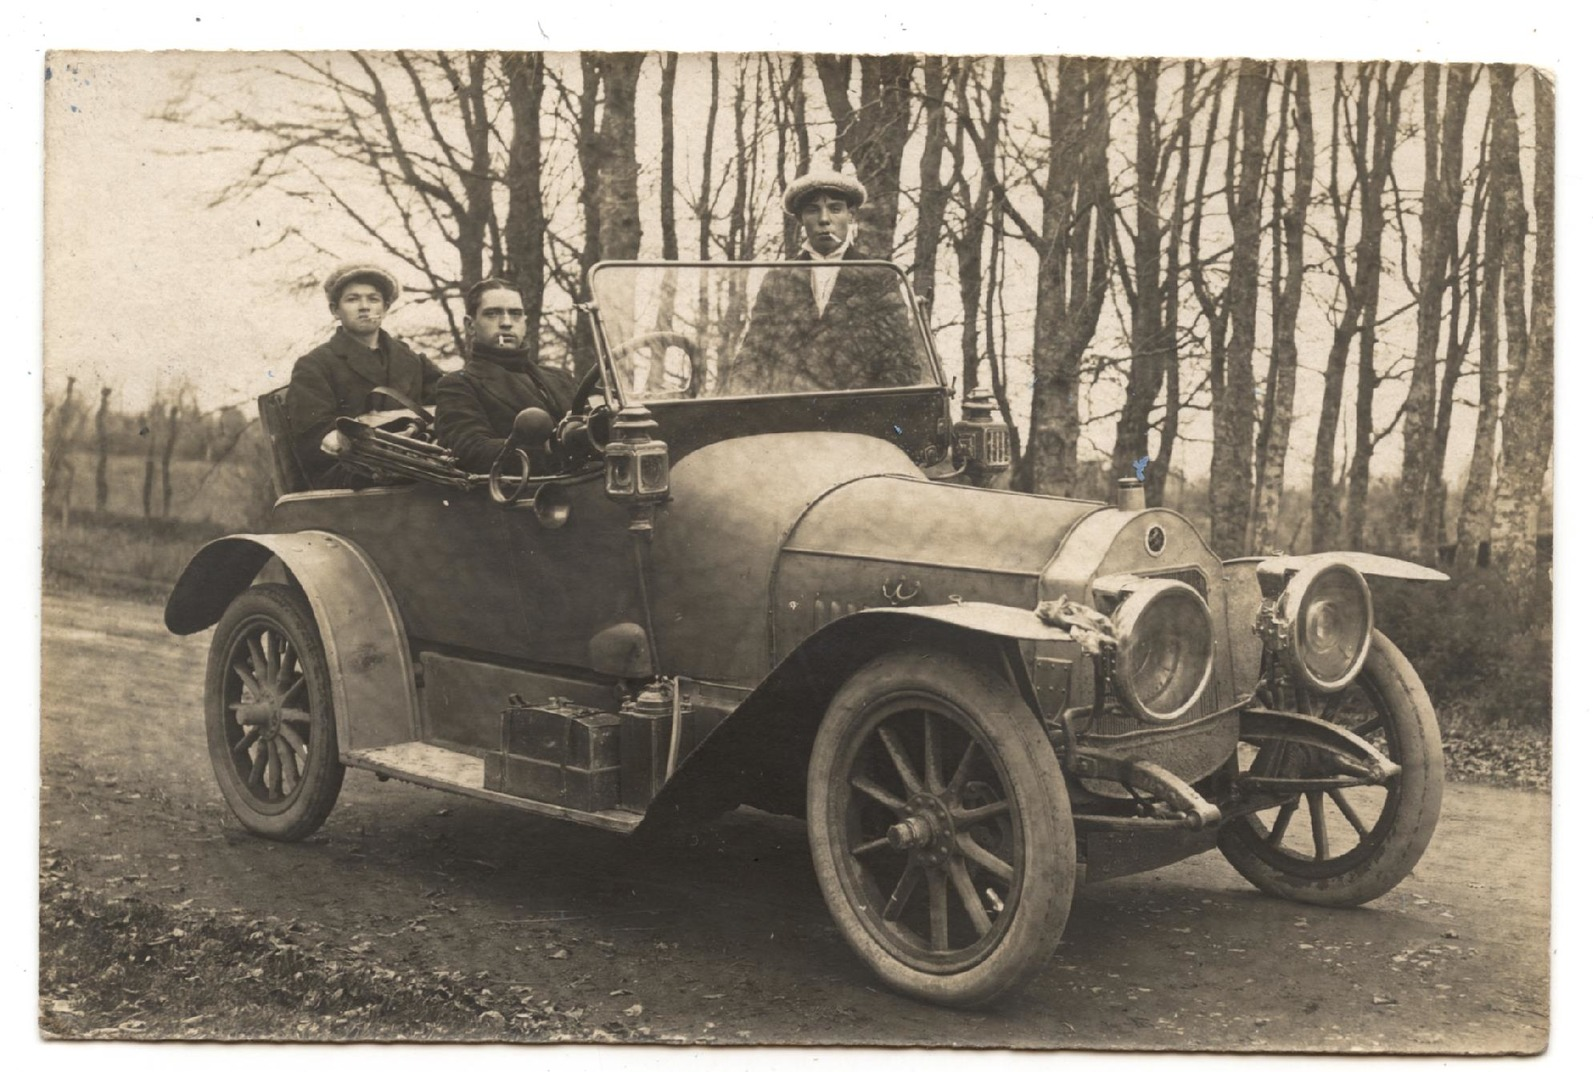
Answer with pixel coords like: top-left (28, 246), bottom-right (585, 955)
top-left (41, 52), bottom-right (1553, 746)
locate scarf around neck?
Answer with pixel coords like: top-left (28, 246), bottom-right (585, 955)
top-left (471, 339), bottom-right (534, 372)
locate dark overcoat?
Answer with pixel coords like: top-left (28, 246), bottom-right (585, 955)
top-left (286, 328), bottom-right (442, 485)
top-left (433, 355), bottom-right (580, 474)
top-left (727, 247), bottom-right (922, 395)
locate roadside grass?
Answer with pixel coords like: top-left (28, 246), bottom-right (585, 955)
top-left (42, 512), bottom-right (230, 601)
top-left (57, 452), bottom-right (271, 527)
top-left (38, 854), bottom-right (638, 1042)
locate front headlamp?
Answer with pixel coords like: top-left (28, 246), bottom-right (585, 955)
top-left (1264, 561), bottom-right (1373, 692)
top-left (1110, 579), bottom-right (1214, 723)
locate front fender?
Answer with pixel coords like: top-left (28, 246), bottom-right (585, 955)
top-left (638, 602), bottom-right (1067, 831)
top-left (165, 531), bottom-right (418, 753)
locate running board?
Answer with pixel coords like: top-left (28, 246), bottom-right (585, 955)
top-left (344, 742), bottom-right (642, 835)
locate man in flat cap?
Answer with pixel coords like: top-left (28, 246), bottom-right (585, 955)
top-left (434, 277), bottom-right (579, 474)
top-left (285, 262), bottom-right (443, 487)
top-left (728, 168), bottom-right (923, 395)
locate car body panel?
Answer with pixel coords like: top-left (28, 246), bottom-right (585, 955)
top-left (646, 431), bottom-right (923, 682)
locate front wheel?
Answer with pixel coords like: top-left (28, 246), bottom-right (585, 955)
top-left (205, 583), bottom-right (344, 841)
top-left (1218, 630), bottom-right (1443, 906)
top-left (807, 648), bottom-right (1075, 1007)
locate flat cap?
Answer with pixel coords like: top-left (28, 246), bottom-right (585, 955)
top-left (782, 168), bottom-right (868, 215)
top-left (323, 262), bottom-right (401, 305)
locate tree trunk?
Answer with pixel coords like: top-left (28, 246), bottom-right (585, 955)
top-left (502, 52), bottom-right (547, 364)
top-left (1425, 72), bottom-right (1484, 556)
top-left (573, 51), bottom-right (645, 372)
top-left (814, 54), bottom-right (917, 254)
top-left (1344, 261), bottom-right (1382, 549)
top-left (1206, 59), bottom-right (1270, 556)
top-left (1253, 62), bottom-right (1313, 553)
top-left (142, 402), bottom-right (159, 520)
top-left (161, 397), bottom-right (181, 518)
top-left (1491, 68), bottom-right (1554, 588)
top-left (949, 58), bottom-right (1003, 400)
top-left (1022, 58), bottom-right (1112, 496)
top-left (1397, 64), bottom-right (1474, 561)
top-left (94, 387), bottom-right (111, 511)
top-left (1149, 61), bottom-right (1199, 508)
top-left (1456, 112), bottom-right (1504, 570)
top-left (1309, 62), bottom-right (1411, 550)
top-left (1111, 59), bottom-right (1166, 489)
top-left (659, 53), bottom-right (679, 262)
top-left (910, 56), bottom-right (950, 313)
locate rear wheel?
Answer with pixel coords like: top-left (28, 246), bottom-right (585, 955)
top-left (205, 584), bottom-right (344, 841)
top-left (807, 648), bottom-right (1074, 1007)
top-left (1219, 630), bottom-right (1442, 906)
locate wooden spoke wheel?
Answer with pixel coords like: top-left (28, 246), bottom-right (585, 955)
top-left (1219, 630), bottom-right (1443, 907)
top-left (808, 648), bottom-right (1074, 1007)
top-left (205, 584), bottom-right (344, 841)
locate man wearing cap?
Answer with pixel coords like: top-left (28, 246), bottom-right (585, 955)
top-left (728, 169), bottom-right (922, 395)
top-left (434, 278), bottom-right (579, 474)
top-left (285, 262), bottom-right (443, 488)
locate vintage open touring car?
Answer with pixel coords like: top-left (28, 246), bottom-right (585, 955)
top-left (165, 260), bottom-right (1448, 1006)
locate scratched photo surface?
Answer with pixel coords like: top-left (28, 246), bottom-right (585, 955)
top-left (40, 48), bottom-right (1551, 1051)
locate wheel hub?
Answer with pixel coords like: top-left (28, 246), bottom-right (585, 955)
top-left (236, 687), bottom-right (285, 742)
top-left (886, 792), bottom-right (959, 866)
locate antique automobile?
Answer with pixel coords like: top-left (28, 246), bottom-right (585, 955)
top-left (165, 260), bottom-right (1448, 1007)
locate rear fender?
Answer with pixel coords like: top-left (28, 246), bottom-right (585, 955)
top-left (638, 602), bottom-right (1067, 831)
top-left (165, 532), bottom-right (418, 754)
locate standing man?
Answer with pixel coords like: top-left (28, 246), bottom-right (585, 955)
top-left (728, 168), bottom-right (923, 395)
top-left (286, 262), bottom-right (442, 487)
top-left (434, 278), bottom-right (580, 474)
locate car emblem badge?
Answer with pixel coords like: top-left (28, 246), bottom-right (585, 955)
top-left (1145, 525), bottom-right (1167, 556)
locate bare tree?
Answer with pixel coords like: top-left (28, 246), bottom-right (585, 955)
top-left (1309, 62), bottom-right (1412, 550)
top-left (1396, 64), bottom-right (1477, 561)
top-left (161, 391), bottom-right (185, 518)
top-left (571, 51), bottom-right (645, 371)
top-left (1188, 59), bottom-right (1271, 554)
top-left (1007, 57), bottom-right (1113, 495)
top-left (502, 52), bottom-right (549, 363)
top-left (1490, 68), bottom-right (1554, 588)
top-left (1110, 59), bottom-right (1170, 491)
top-left (946, 57), bottom-right (1006, 399)
top-left (814, 55), bottom-right (918, 254)
top-left (44, 376), bottom-right (80, 524)
top-left (1148, 61), bottom-right (1204, 508)
top-left (1252, 62), bottom-right (1314, 553)
top-left (1456, 96), bottom-right (1506, 570)
top-left (94, 386), bottom-right (112, 512)
top-left (910, 56), bottom-right (951, 312)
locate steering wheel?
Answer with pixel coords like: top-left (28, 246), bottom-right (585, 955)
top-left (569, 362), bottom-right (605, 417)
top-left (608, 331), bottom-right (702, 399)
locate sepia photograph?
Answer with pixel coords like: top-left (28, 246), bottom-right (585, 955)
top-left (28, 7), bottom-right (1567, 1056)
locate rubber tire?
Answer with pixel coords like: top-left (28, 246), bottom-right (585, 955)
top-left (1218, 630), bottom-right (1443, 907)
top-left (205, 583), bottom-right (345, 842)
top-left (807, 647), bottom-right (1075, 1007)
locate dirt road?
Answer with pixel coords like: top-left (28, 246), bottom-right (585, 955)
top-left (39, 589), bottom-right (1549, 1050)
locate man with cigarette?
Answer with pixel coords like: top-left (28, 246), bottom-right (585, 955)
top-left (434, 278), bottom-right (579, 474)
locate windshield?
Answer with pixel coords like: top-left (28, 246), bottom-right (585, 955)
top-left (588, 262), bottom-right (937, 404)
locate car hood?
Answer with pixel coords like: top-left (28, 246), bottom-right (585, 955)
top-left (648, 432), bottom-right (1111, 683)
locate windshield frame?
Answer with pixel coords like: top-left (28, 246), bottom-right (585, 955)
top-left (584, 259), bottom-right (948, 407)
